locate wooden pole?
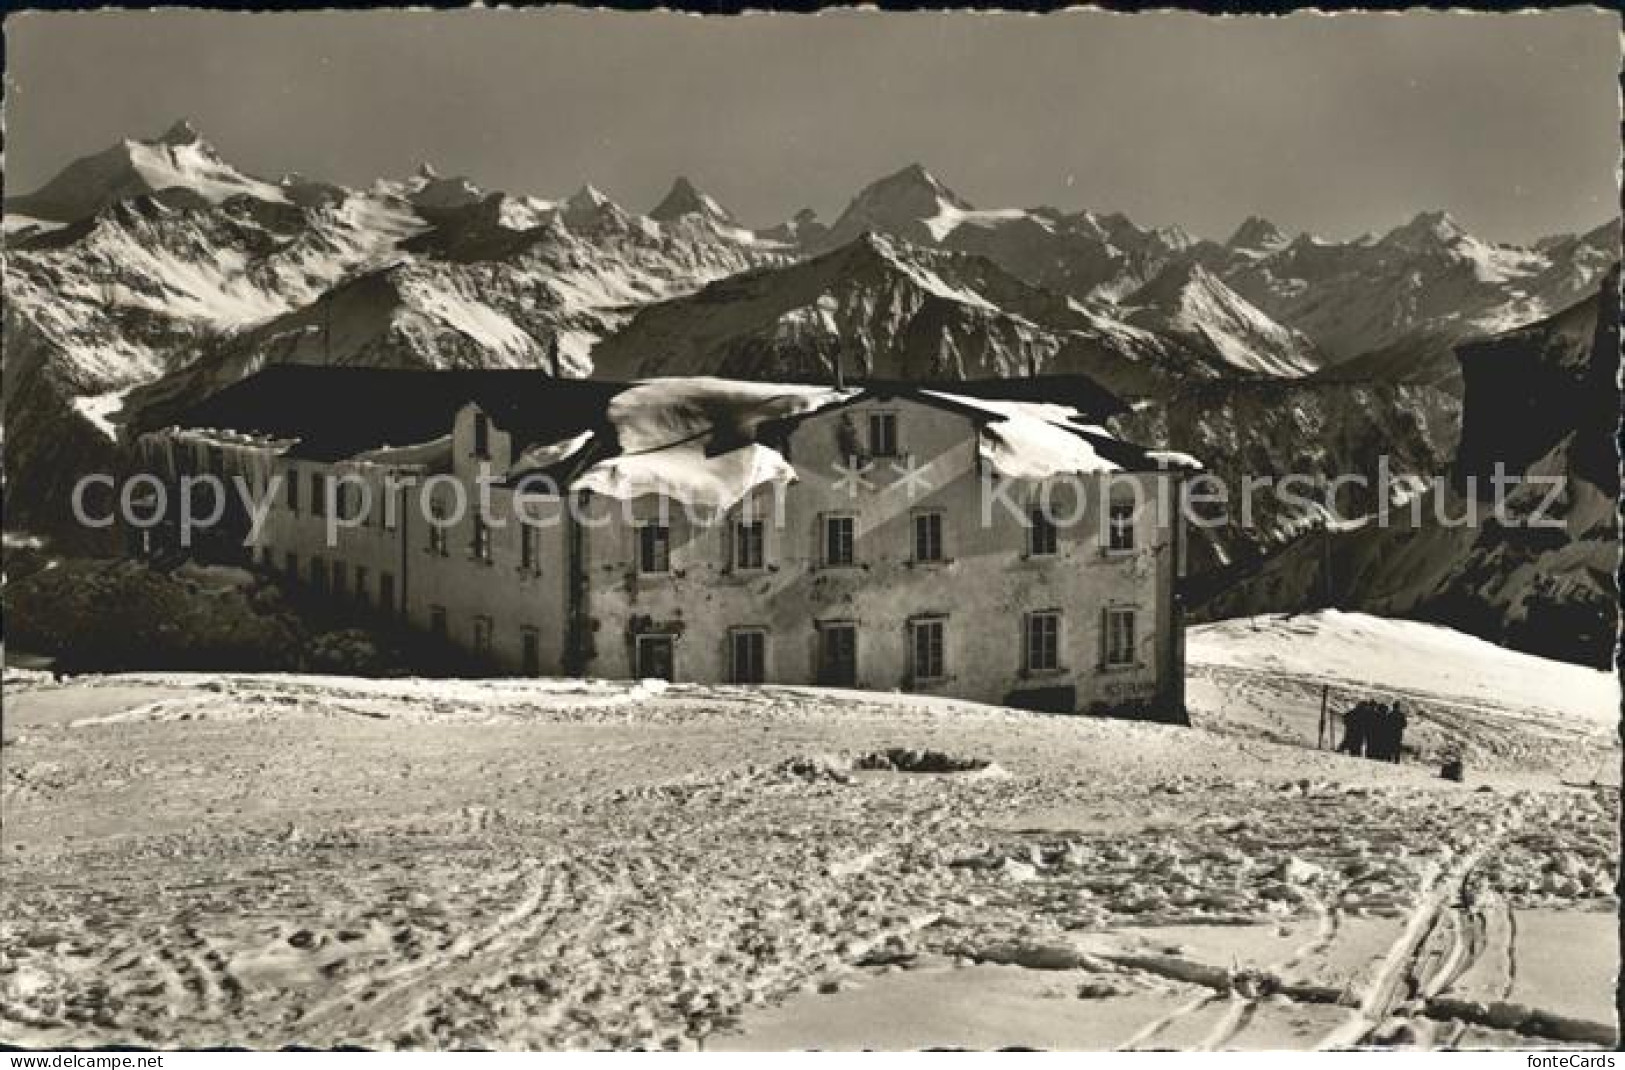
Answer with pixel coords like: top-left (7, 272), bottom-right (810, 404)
top-left (1322, 521), bottom-right (1336, 610)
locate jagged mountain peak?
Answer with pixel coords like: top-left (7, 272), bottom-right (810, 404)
top-left (1127, 257), bottom-right (1221, 300)
top-left (1125, 257), bottom-right (1321, 378)
top-left (567, 183), bottom-right (613, 212)
top-left (1226, 214), bottom-right (1288, 250)
top-left (866, 162), bottom-right (971, 208)
top-left (408, 167), bottom-right (484, 211)
top-left (6, 119), bottom-right (287, 224)
top-left (649, 176), bottom-right (733, 223)
top-left (156, 118), bottom-right (203, 147)
top-left (820, 163), bottom-right (974, 248)
top-left (1384, 209), bottom-right (1468, 246)
top-left (835, 230), bottom-right (942, 273)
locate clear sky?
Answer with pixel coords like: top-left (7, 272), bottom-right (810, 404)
top-left (5, 8), bottom-right (1619, 243)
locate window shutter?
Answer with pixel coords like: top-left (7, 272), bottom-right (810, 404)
top-left (1099, 608), bottom-right (1109, 669)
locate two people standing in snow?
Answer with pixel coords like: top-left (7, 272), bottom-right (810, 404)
top-left (1339, 699), bottom-right (1408, 762)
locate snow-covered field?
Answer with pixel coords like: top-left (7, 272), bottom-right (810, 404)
top-left (1, 613), bottom-right (1616, 1050)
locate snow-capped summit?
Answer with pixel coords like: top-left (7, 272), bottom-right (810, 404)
top-left (157, 118), bottom-right (203, 147)
top-left (567, 184), bottom-right (613, 212)
top-left (758, 206), bottom-right (827, 247)
top-left (821, 163), bottom-right (973, 249)
top-left (558, 183), bottom-right (640, 237)
top-left (407, 167), bottom-right (484, 211)
top-left (1226, 214), bottom-right (1289, 252)
top-left (1381, 209), bottom-right (1468, 248)
top-left (5, 120), bottom-right (289, 223)
top-left (649, 176), bottom-right (734, 224)
top-left (1123, 259), bottom-right (1321, 378)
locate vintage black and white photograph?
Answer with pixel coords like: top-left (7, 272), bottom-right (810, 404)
top-left (1, 6), bottom-right (1619, 1054)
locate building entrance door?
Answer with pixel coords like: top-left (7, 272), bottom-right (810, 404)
top-left (817, 623), bottom-right (857, 687)
top-left (635, 634), bottom-right (675, 681)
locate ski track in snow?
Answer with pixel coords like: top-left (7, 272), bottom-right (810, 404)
top-left (0, 648), bottom-right (1616, 1051)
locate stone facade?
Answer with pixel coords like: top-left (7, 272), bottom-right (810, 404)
top-left (136, 377), bottom-right (1189, 718)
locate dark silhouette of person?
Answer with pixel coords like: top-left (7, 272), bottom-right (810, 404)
top-left (1367, 701), bottom-right (1404, 762)
top-left (1367, 702), bottom-right (1388, 761)
top-left (1387, 702), bottom-right (1408, 763)
top-left (1341, 701), bottom-right (1372, 757)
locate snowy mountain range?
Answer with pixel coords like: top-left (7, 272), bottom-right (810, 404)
top-left (1196, 271), bottom-right (1620, 670)
top-left (591, 232), bottom-right (1305, 392)
top-left (4, 121), bottom-right (1617, 562)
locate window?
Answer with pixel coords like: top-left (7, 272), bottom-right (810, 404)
top-left (1028, 506), bottom-right (1058, 557)
top-left (521, 627), bottom-right (541, 675)
top-left (331, 562), bottom-right (347, 600)
top-left (379, 572), bottom-right (396, 613)
top-left (310, 556), bottom-right (328, 594)
top-left (823, 514), bottom-right (855, 567)
top-left (817, 622), bottom-right (858, 687)
top-left (520, 522), bottom-right (538, 572)
top-left (912, 511), bottom-right (944, 563)
top-left (867, 411), bottom-right (899, 458)
top-left (354, 566), bottom-right (369, 606)
top-left (285, 552), bottom-right (299, 580)
top-left (473, 412), bottom-right (490, 458)
top-left (729, 629), bottom-right (767, 685)
top-left (473, 615), bottom-right (493, 658)
top-left (310, 473), bottom-right (326, 518)
top-left (635, 633), bottom-right (675, 681)
top-left (637, 522), bottom-right (670, 574)
top-left (909, 617), bottom-right (946, 682)
top-left (1104, 607), bottom-right (1137, 668)
top-left (430, 605), bottom-right (447, 638)
top-left (428, 500), bottom-right (449, 556)
top-left (1025, 611), bottom-right (1061, 673)
top-left (735, 519), bottom-right (765, 571)
top-left (472, 513), bottom-right (492, 562)
top-left (1107, 501), bottom-right (1136, 553)
top-left (285, 468), bottom-right (300, 514)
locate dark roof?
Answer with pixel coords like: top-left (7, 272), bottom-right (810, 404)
top-left (163, 366), bottom-right (1172, 471)
top-left (165, 365), bottom-right (625, 462)
top-left (852, 375), bottom-right (1125, 420)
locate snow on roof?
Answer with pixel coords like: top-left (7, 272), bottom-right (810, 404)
top-left (166, 426), bottom-right (297, 452)
top-left (1146, 449), bottom-right (1205, 471)
top-left (576, 442), bottom-right (798, 511)
top-left (350, 434), bottom-right (454, 469)
top-left (572, 378), bottom-right (852, 509)
top-left (512, 430), bottom-right (595, 477)
top-left (166, 369), bottom-right (1181, 500)
top-left (921, 390), bottom-right (1125, 480)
